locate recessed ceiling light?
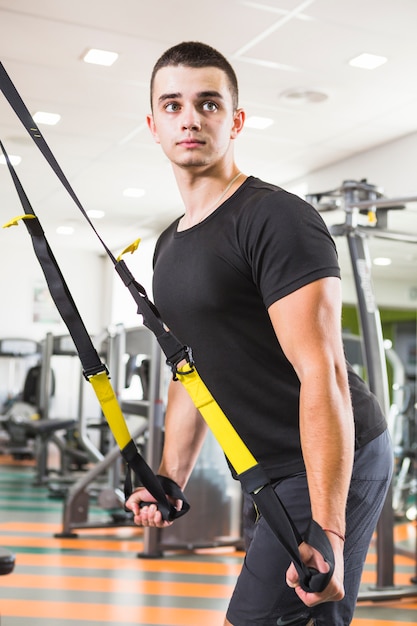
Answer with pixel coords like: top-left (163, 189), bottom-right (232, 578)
top-left (373, 257), bottom-right (392, 266)
top-left (349, 53), bottom-right (387, 70)
top-left (33, 111), bottom-right (61, 126)
top-left (87, 209), bottom-right (105, 219)
top-left (280, 88), bottom-right (328, 104)
top-left (83, 48), bottom-right (119, 67)
top-left (123, 188), bottom-right (146, 198)
top-left (0, 154), bottom-right (21, 166)
top-left (56, 225), bottom-right (75, 235)
top-left (245, 116), bottom-right (274, 130)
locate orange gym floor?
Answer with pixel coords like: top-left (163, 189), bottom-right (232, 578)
top-left (0, 454), bottom-right (416, 626)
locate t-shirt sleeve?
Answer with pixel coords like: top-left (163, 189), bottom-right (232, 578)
top-left (240, 189), bottom-right (341, 308)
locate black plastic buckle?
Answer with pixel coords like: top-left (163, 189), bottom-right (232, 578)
top-left (83, 363), bottom-right (109, 381)
top-left (167, 346), bottom-right (195, 380)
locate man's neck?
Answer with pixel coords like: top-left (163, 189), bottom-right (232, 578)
top-left (175, 168), bottom-right (244, 230)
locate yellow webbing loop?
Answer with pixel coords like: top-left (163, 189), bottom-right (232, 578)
top-left (116, 238), bottom-right (141, 262)
top-left (176, 364), bottom-right (257, 475)
top-left (89, 371), bottom-right (131, 450)
top-left (3, 214), bottom-right (36, 228)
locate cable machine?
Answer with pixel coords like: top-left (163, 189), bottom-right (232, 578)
top-left (57, 325), bottom-right (155, 536)
top-left (307, 179), bottom-right (417, 600)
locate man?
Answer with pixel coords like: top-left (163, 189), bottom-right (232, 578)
top-left (126, 41), bottom-right (392, 626)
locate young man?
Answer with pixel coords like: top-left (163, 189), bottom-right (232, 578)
top-left (126, 42), bottom-right (393, 626)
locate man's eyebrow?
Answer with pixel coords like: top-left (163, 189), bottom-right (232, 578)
top-left (158, 92), bottom-right (181, 104)
top-left (158, 90), bottom-right (224, 104)
top-left (197, 90), bottom-right (224, 100)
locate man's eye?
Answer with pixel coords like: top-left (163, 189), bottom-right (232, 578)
top-left (202, 101), bottom-right (218, 112)
top-left (165, 102), bottom-right (180, 112)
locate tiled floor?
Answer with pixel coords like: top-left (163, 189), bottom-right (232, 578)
top-left (0, 455), bottom-right (416, 625)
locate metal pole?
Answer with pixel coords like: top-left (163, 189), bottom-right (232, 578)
top-left (338, 181), bottom-right (395, 591)
top-left (140, 332), bottom-right (165, 558)
top-left (345, 193), bottom-right (417, 211)
top-left (346, 230), bottom-right (395, 590)
top-left (38, 332), bottom-right (54, 419)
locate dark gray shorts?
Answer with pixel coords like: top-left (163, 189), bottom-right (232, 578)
top-left (226, 430), bottom-right (393, 626)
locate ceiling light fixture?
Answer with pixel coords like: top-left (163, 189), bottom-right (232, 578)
top-left (56, 225), bottom-right (75, 235)
top-left (87, 209), bottom-right (105, 219)
top-left (245, 116), bottom-right (274, 130)
top-left (349, 53), bottom-right (387, 70)
top-left (83, 48), bottom-right (119, 67)
top-left (33, 111), bottom-right (61, 126)
top-left (280, 88), bottom-right (328, 104)
top-left (123, 188), bottom-right (146, 198)
top-left (373, 257), bottom-right (392, 266)
top-left (0, 154), bottom-right (21, 166)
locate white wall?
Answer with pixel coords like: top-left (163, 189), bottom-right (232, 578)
top-left (1, 231), bottom-right (107, 341)
top-left (0, 233), bottom-right (109, 415)
top-left (286, 130), bottom-right (417, 199)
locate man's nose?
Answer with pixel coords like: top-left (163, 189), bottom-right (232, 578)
top-left (181, 107), bottom-right (201, 131)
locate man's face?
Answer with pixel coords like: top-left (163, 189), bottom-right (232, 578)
top-left (148, 65), bottom-right (243, 171)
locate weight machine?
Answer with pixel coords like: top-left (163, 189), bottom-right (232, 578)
top-left (0, 337), bottom-right (41, 458)
top-left (57, 325), bottom-right (155, 536)
top-left (307, 179), bottom-right (417, 600)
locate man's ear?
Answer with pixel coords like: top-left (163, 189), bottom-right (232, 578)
top-left (147, 114), bottom-right (160, 143)
top-left (231, 108), bottom-right (245, 139)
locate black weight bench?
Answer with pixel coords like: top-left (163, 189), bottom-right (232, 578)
top-left (24, 418), bottom-right (78, 485)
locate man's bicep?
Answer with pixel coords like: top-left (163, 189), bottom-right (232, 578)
top-left (267, 277), bottom-right (344, 377)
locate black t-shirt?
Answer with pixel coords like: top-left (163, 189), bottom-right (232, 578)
top-left (153, 176), bottom-right (387, 480)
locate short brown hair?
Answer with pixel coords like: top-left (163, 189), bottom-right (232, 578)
top-left (150, 41), bottom-right (239, 110)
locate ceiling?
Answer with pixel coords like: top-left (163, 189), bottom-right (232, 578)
top-left (1, 0), bottom-right (417, 285)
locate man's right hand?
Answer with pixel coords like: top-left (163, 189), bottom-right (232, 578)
top-left (125, 487), bottom-right (176, 527)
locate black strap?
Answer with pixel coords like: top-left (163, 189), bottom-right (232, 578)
top-left (0, 140), bottom-right (188, 522)
top-left (239, 464), bottom-right (334, 592)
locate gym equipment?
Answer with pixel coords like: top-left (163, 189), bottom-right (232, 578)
top-left (0, 337), bottom-right (41, 458)
top-left (308, 179), bottom-right (417, 600)
top-left (57, 325), bottom-right (155, 536)
top-left (344, 334), bottom-right (416, 521)
top-left (385, 344), bottom-right (416, 520)
top-left (0, 548), bottom-right (15, 575)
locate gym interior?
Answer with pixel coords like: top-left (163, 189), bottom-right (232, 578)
top-left (1, 1), bottom-right (416, 625)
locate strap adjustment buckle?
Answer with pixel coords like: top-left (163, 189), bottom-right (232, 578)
top-left (83, 363), bottom-right (109, 381)
top-left (167, 345), bottom-right (195, 380)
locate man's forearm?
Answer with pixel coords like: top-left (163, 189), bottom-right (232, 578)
top-left (299, 370), bottom-right (354, 534)
top-left (158, 378), bottom-right (208, 489)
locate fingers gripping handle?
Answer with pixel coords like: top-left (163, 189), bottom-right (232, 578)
top-left (139, 475), bottom-right (190, 521)
top-left (122, 440), bottom-right (190, 522)
top-left (296, 519), bottom-right (335, 593)
top-left (247, 479), bottom-right (334, 594)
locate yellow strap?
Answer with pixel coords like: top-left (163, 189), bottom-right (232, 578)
top-left (87, 357), bottom-right (256, 476)
top-left (89, 371), bottom-right (132, 449)
top-left (3, 214), bottom-right (36, 228)
top-left (176, 364), bottom-right (257, 475)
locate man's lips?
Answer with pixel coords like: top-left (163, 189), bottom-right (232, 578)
top-left (177, 138), bottom-right (205, 148)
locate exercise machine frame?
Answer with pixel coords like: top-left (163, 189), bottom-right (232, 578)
top-left (308, 179), bottom-right (417, 600)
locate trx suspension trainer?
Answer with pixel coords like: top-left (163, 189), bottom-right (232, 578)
top-left (0, 62), bottom-right (334, 593)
